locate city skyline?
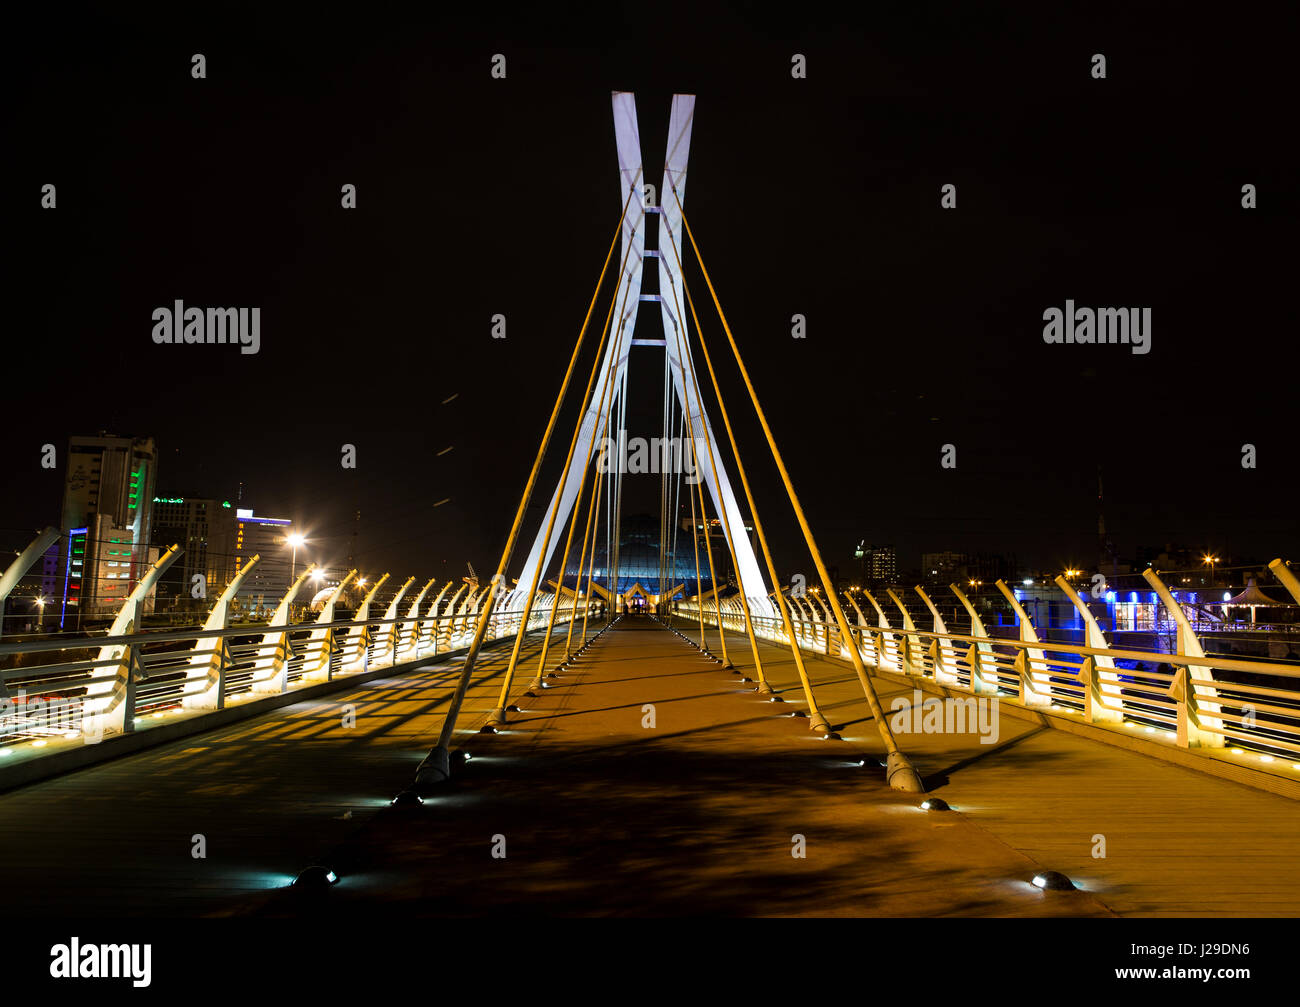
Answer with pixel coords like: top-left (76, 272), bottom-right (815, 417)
top-left (6, 9), bottom-right (1295, 588)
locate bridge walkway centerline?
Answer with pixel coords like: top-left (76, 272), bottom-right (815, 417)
top-left (240, 615), bottom-right (1116, 917)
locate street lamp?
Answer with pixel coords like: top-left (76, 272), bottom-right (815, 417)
top-left (287, 533), bottom-right (307, 581)
top-left (1203, 554), bottom-right (1219, 588)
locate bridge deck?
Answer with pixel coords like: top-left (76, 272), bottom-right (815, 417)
top-left (3, 617), bottom-right (1297, 916)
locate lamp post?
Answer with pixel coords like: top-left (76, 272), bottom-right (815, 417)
top-left (1203, 554), bottom-right (1218, 589)
top-left (287, 533), bottom-right (307, 583)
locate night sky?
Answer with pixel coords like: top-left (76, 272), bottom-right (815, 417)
top-left (6, 5), bottom-right (1296, 585)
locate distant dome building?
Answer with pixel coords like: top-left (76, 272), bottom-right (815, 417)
top-left (561, 513), bottom-right (717, 597)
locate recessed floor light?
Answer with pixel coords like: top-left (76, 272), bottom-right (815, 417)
top-left (1031, 871), bottom-right (1075, 891)
top-left (292, 866), bottom-right (338, 889)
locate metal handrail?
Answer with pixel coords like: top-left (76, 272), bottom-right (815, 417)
top-left (0, 594), bottom-right (579, 752)
top-left (672, 601), bottom-right (1300, 771)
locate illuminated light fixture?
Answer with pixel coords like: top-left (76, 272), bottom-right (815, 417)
top-left (63, 731), bottom-right (78, 739)
top-left (921, 798), bottom-right (950, 811)
top-left (152, 711), bottom-right (164, 718)
top-left (479, 725), bottom-right (497, 734)
top-left (390, 790), bottom-right (424, 807)
top-left (292, 866), bottom-right (339, 890)
top-left (0, 750), bottom-right (12, 758)
top-left (768, 696), bottom-right (785, 703)
top-left (506, 704), bottom-right (521, 713)
top-left (32, 740), bottom-right (47, 748)
top-left (1230, 748), bottom-right (1244, 754)
top-left (1031, 871), bottom-right (1075, 891)
top-left (1144, 726), bottom-right (1155, 733)
top-left (1022, 579), bottom-right (1033, 586)
top-left (820, 732), bottom-right (843, 741)
top-left (1260, 755), bottom-right (1274, 763)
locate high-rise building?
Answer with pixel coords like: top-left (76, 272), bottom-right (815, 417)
top-left (232, 508), bottom-right (299, 609)
top-left (856, 543), bottom-right (897, 584)
top-left (921, 551), bottom-right (969, 582)
top-left (151, 496), bottom-right (238, 610)
top-left (56, 434), bottom-right (158, 620)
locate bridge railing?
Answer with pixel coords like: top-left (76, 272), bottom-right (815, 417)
top-left (0, 593), bottom-right (571, 753)
top-left (672, 600), bottom-right (1300, 773)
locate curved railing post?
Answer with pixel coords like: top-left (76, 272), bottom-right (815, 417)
top-left (1144, 568), bottom-right (1223, 747)
top-left (184, 553), bottom-right (263, 710)
top-left (373, 576), bottom-right (416, 669)
top-left (0, 527), bottom-right (60, 642)
top-left (420, 582), bottom-right (454, 656)
top-left (439, 584), bottom-right (470, 652)
top-left (1268, 558), bottom-right (1300, 605)
top-left (994, 580), bottom-right (1051, 706)
top-left (948, 583), bottom-right (998, 694)
top-left (343, 573), bottom-right (391, 673)
top-left (398, 578), bottom-right (436, 661)
top-left (914, 586), bottom-right (958, 685)
top-left (84, 544), bottom-right (182, 737)
top-left (303, 570), bottom-right (358, 681)
top-left (1054, 576), bottom-right (1124, 723)
top-left (885, 589), bottom-right (923, 679)
top-left (249, 565), bottom-right (317, 695)
top-left (810, 592), bottom-right (834, 655)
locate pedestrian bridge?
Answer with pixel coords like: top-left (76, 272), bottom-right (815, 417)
top-left (2, 611), bottom-right (1299, 917)
top-left (2, 90), bottom-right (1297, 917)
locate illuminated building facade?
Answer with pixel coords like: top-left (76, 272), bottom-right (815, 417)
top-left (151, 496), bottom-right (238, 610)
top-left (56, 434), bottom-right (158, 618)
top-left (232, 508), bottom-right (298, 608)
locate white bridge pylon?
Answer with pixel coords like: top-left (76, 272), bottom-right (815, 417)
top-left (513, 92), bottom-right (772, 614)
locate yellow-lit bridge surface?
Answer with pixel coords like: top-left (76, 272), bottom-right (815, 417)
top-left (4, 617), bottom-right (1298, 917)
